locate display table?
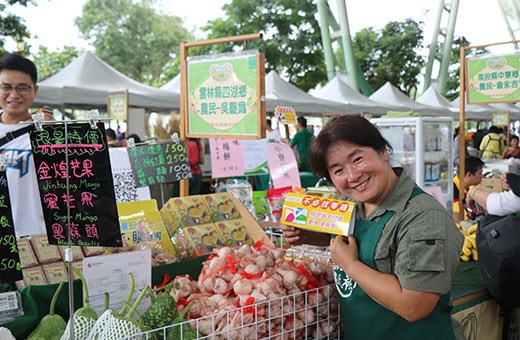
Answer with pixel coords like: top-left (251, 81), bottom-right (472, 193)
top-left (0, 256), bottom-right (207, 339)
top-left (1, 256), bottom-right (504, 339)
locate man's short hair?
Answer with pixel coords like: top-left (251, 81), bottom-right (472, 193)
top-left (0, 53), bottom-right (38, 84)
top-left (106, 128), bottom-right (117, 140)
top-left (464, 156), bottom-right (485, 175)
top-left (297, 116), bottom-right (307, 128)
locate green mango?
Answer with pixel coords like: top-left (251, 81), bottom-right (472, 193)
top-left (27, 282), bottom-right (67, 340)
top-left (166, 301), bottom-right (197, 340)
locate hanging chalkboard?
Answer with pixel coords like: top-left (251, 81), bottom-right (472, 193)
top-left (29, 123), bottom-right (122, 247)
top-left (127, 140), bottom-right (191, 187)
top-left (0, 170), bottom-right (22, 283)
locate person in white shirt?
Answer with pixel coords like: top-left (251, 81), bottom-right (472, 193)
top-left (0, 53), bottom-right (52, 236)
top-left (466, 172), bottom-right (520, 216)
top-left (266, 118), bottom-right (282, 142)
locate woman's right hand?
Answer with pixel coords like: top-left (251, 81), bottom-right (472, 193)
top-left (280, 225), bottom-right (330, 247)
top-left (280, 224), bottom-right (308, 246)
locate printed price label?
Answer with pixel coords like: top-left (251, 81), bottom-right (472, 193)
top-left (0, 291), bottom-right (21, 314)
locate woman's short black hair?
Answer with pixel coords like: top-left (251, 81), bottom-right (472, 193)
top-left (310, 115), bottom-right (392, 182)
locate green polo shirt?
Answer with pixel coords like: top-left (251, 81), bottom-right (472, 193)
top-left (290, 128), bottom-right (312, 171)
top-left (354, 168), bottom-right (463, 294)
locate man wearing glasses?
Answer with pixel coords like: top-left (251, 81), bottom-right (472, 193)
top-left (0, 53), bottom-right (47, 237)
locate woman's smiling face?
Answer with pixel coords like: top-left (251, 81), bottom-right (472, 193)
top-left (326, 141), bottom-right (394, 206)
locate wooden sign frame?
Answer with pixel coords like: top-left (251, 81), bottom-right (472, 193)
top-left (107, 90), bottom-right (129, 121)
top-left (458, 39), bottom-right (520, 221)
top-left (178, 33), bottom-right (265, 196)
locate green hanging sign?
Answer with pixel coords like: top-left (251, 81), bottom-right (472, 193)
top-left (187, 51), bottom-right (265, 139)
top-left (467, 53), bottom-right (520, 104)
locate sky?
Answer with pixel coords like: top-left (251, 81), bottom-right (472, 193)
top-left (7, 0), bottom-right (515, 54)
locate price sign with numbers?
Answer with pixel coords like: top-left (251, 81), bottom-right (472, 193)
top-left (0, 171), bottom-right (22, 283)
top-left (127, 141), bottom-right (191, 187)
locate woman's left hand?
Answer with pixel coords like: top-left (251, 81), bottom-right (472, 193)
top-left (330, 235), bottom-right (359, 272)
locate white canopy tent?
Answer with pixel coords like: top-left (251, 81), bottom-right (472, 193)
top-left (313, 74), bottom-right (397, 116)
top-left (35, 51), bottom-right (180, 111)
top-left (451, 97), bottom-right (494, 120)
top-left (264, 71), bottom-right (357, 115)
top-left (161, 71), bottom-right (352, 116)
top-left (160, 74), bottom-right (180, 93)
top-left (489, 103), bottom-right (520, 120)
top-left (369, 82), bottom-right (446, 116)
top-left (417, 86), bottom-right (486, 120)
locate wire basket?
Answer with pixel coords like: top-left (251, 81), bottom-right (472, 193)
top-left (133, 284), bottom-right (341, 339)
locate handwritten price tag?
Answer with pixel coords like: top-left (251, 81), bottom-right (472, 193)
top-left (0, 171), bottom-right (22, 283)
top-left (30, 123), bottom-right (121, 247)
top-left (127, 141), bottom-right (191, 187)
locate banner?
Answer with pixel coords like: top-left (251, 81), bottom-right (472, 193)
top-left (107, 90), bottom-right (129, 121)
top-left (209, 138), bottom-right (245, 178)
top-left (267, 142), bottom-right (300, 188)
top-left (467, 53), bottom-right (520, 104)
top-left (187, 51), bottom-right (265, 138)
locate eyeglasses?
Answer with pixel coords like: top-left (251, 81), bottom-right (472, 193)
top-left (0, 84), bottom-right (35, 94)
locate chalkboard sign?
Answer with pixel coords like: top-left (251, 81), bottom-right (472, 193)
top-left (30, 123), bottom-right (122, 247)
top-left (0, 170), bottom-right (22, 283)
top-left (127, 140), bottom-right (191, 187)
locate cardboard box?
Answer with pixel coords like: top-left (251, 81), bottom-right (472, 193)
top-left (201, 192), bottom-right (242, 222)
top-left (69, 261), bottom-right (84, 280)
top-left (479, 178), bottom-right (502, 193)
top-left (42, 262), bottom-right (68, 284)
top-left (16, 237), bottom-right (38, 268)
top-left (215, 219), bottom-right (254, 247)
top-left (30, 235), bottom-right (62, 264)
top-left (81, 246), bottom-right (105, 257)
top-left (19, 266), bottom-right (48, 288)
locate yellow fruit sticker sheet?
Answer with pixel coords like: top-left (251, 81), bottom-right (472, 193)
top-left (281, 192), bottom-right (356, 236)
top-left (117, 199), bottom-right (176, 257)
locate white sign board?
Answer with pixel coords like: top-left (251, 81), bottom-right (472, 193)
top-left (82, 250), bottom-right (151, 315)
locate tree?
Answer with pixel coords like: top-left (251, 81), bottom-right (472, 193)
top-left (444, 36), bottom-right (488, 101)
top-left (75, 0), bottom-right (193, 86)
top-left (352, 19), bottom-right (425, 97)
top-left (32, 45), bottom-right (80, 81)
top-left (202, 0), bottom-right (326, 92)
top-left (0, 0), bottom-right (35, 54)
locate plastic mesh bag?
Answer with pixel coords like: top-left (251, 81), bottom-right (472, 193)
top-left (60, 315), bottom-right (96, 340)
top-left (88, 310), bottom-right (142, 340)
top-left (0, 327), bottom-right (15, 340)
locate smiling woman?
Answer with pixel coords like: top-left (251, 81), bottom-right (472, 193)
top-left (281, 115), bottom-right (464, 340)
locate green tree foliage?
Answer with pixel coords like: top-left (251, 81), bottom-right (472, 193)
top-left (444, 36), bottom-right (487, 101)
top-left (0, 0), bottom-right (34, 54)
top-left (202, 0), bottom-right (326, 92)
top-left (444, 36), bottom-right (470, 101)
top-left (75, 0), bottom-right (193, 86)
top-left (33, 45), bottom-right (80, 81)
top-left (352, 19), bottom-right (425, 97)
